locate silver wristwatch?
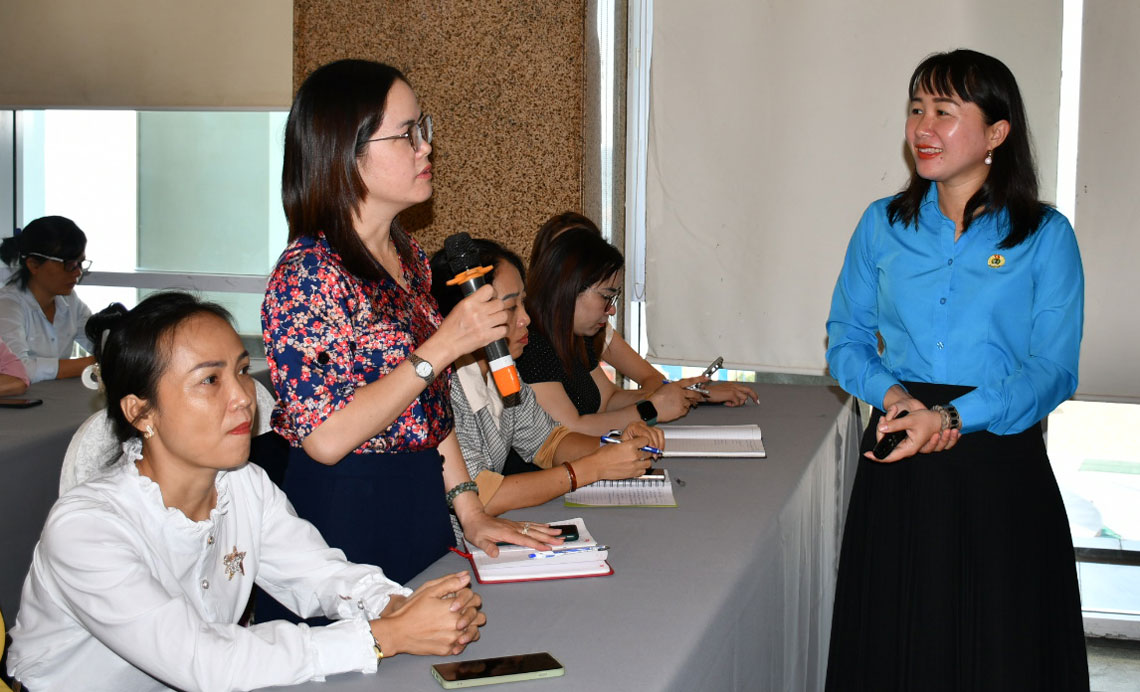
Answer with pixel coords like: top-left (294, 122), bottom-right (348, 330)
top-left (408, 353), bottom-right (436, 385)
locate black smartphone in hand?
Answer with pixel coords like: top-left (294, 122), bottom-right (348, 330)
top-left (872, 409), bottom-right (910, 460)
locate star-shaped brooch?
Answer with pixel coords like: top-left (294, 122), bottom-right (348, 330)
top-left (223, 546), bottom-right (246, 581)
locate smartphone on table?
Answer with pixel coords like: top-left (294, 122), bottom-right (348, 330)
top-left (431, 652), bottom-right (565, 688)
top-left (0, 398), bottom-right (43, 408)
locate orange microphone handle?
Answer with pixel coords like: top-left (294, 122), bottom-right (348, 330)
top-left (488, 356), bottom-right (521, 397)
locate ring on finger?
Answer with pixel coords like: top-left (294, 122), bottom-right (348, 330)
top-left (521, 522), bottom-right (530, 536)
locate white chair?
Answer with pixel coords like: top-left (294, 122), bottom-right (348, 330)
top-left (59, 380), bottom-right (277, 496)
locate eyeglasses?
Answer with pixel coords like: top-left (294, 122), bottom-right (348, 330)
top-left (27, 252), bottom-right (92, 274)
top-left (589, 287), bottom-right (622, 309)
top-left (366, 113), bottom-right (433, 151)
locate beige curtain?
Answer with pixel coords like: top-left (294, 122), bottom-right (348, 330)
top-left (644, 0), bottom-right (1062, 379)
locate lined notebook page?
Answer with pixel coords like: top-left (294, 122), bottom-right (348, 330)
top-left (661, 424), bottom-right (766, 458)
top-left (564, 470), bottom-right (677, 507)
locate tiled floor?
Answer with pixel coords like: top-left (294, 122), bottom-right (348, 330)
top-left (1088, 637), bottom-right (1140, 692)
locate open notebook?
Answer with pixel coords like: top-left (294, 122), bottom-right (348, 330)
top-left (660, 424), bottom-right (766, 458)
top-left (563, 469), bottom-right (677, 507)
top-left (456, 517), bottom-right (612, 583)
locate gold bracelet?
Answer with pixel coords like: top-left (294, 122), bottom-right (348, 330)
top-left (371, 630), bottom-right (385, 662)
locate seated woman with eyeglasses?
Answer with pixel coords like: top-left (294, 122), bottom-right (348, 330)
top-left (0, 215), bottom-right (95, 383)
top-left (7, 292), bottom-right (487, 691)
top-left (529, 212), bottom-right (759, 410)
top-left (516, 226), bottom-right (707, 436)
top-left (429, 239), bottom-right (660, 521)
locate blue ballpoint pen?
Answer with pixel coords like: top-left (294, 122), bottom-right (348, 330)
top-left (529, 545), bottom-right (610, 559)
top-left (600, 434), bottom-right (662, 456)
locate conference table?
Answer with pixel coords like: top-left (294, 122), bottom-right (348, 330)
top-left (0, 380), bottom-right (859, 691)
top-left (0, 377), bottom-right (104, 622)
top-left (272, 383), bottom-right (861, 692)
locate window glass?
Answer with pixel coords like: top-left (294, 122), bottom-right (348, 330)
top-left (14, 109), bottom-right (287, 336)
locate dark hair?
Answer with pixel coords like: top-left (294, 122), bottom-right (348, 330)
top-left (887, 49), bottom-right (1046, 249)
top-left (0, 216), bottom-right (87, 289)
top-left (86, 292), bottom-right (233, 444)
top-left (526, 226), bottom-right (623, 374)
top-left (528, 211), bottom-right (601, 273)
top-left (429, 239), bottom-right (526, 317)
top-left (282, 59), bottom-right (415, 283)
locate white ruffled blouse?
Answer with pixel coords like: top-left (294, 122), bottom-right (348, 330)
top-left (7, 455), bottom-right (411, 691)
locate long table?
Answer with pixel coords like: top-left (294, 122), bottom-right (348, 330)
top-left (270, 383), bottom-right (860, 692)
top-left (0, 378), bottom-right (104, 622)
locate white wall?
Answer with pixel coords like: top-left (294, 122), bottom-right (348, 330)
top-left (1073, 0), bottom-right (1140, 401)
top-left (0, 0), bottom-right (292, 108)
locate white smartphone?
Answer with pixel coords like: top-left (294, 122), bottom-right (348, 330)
top-left (431, 652), bottom-right (565, 688)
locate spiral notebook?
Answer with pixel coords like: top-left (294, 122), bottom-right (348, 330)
top-left (563, 469), bottom-right (677, 507)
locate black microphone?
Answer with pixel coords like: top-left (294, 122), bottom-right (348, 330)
top-left (443, 232), bottom-right (521, 397)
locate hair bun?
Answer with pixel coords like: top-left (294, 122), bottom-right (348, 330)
top-left (85, 303), bottom-right (130, 359)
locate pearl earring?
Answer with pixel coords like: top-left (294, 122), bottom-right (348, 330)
top-left (984, 150), bottom-right (993, 166)
top-left (143, 425), bottom-right (155, 439)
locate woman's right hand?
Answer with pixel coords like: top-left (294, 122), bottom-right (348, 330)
top-left (432, 284), bottom-right (509, 362)
top-left (370, 572), bottom-right (486, 657)
top-left (581, 437), bottom-right (653, 483)
top-left (647, 379), bottom-right (705, 422)
top-left (868, 395), bottom-right (959, 463)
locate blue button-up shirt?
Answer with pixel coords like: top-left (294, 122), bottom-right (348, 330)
top-left (826, 186), bottom-right (1084, 435)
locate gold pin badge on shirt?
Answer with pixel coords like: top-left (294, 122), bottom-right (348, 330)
top-left (223, 546), bottom-right (246, 580)
top-left (987, 254), bottom-right (1005, 268)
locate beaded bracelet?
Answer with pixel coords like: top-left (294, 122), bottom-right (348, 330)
top-left (445, 481), bottom-right (479, 508)
top-left (562, 462), bottom-right (579, 492)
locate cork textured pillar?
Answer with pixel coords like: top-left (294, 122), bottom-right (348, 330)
top-left (294, 1), bottom-right (586, 260)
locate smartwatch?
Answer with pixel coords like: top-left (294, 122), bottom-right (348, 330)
top-left (635, 399), bottom-right (658, 426)
top-left (408, 353), bottom-right (436, 386)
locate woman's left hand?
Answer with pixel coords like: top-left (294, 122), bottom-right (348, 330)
top-left (461, 511), bottom-right (563, 557)
top-left (702, 382), bottom-right (759, 407)
top-left (620, 420), bottom-right (665, 452)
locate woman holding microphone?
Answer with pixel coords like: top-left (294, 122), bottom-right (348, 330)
top-left (262, 59), bottom-right (558, 589)
top-left (825, 50), bottom-right (1087, 689)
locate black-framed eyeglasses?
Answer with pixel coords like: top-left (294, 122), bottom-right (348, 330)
top-left (589, 287), bottom-right (622, 309)
top-left (27, 252), bottom-right (92, 274)
top-left (366, 113), bottom-right (433, 151)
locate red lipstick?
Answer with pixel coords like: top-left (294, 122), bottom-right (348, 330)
top-left (228, 422), bottom-right (251, 436)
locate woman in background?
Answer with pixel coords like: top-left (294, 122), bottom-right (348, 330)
top-left (0, 215), bottom-right (94, 382)
top-left (429, 239), bottom-right (659, 527)
top-left (825, 49), bottom-right (1087, 689)
top-left (529, 212), bottom-right (757, 408)
top-left (518, 227), bottom-right (707, 435)
top-left (262, 59), bottom-right (557, 590)
top-left (8, 293), bottom-right (486, 691)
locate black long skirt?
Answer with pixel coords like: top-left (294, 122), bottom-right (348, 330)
top-left (825, 382), bottom-right (1088, 691)
top-left (254, 445), bottom-right (456, 624)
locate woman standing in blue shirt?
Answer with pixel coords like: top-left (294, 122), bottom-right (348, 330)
top-left (825, 50), bottom-right (1087, 690)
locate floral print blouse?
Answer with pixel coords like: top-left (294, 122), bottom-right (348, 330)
top-left (262, 233), bottom-right (453, 454)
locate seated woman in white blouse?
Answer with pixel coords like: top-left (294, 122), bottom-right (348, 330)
top-left (0, 216), bottom-right (95, 382)
top-left (429, 240), bottom-right (661, 522)
top-left (7, 292), bottom-right (486, 692)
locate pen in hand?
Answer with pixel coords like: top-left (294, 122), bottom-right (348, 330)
top-left (600, 434), bottom-right (662, 456)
